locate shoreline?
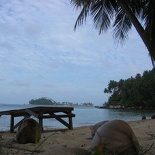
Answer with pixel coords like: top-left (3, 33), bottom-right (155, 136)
top-left (95, 105), bottom-right (155, 110)
top-left (1, 119), bottom-right (155, 155)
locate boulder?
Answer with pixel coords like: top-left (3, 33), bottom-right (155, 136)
top-left (142, 116), bottom-right (146, 120)
top-left (91, 120), bottom-right (139, 155)
top-left (90, 120), bottom-right (108, 137)
top-left (151, 114), bottom-right (155, 119)
top-left (16, 118), bottom-right (42, 144)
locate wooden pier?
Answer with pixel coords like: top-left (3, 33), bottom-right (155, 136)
top-left (0, 106), bottom-right (75, 132)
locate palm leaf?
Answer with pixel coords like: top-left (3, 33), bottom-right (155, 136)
top-left (113, 7), bottom-right (132, 43)
top-left (71, 0), bottom-right (118, 33)
top-left (70, 0), bottom-right (92, 30)
top-left (91, 0), bottom-right (117, 34)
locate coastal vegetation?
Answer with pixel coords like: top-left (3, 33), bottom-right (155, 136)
top-left (104, 68), bottom-right (155, 109)
top-left (29, 97), bottom-right (94, 106)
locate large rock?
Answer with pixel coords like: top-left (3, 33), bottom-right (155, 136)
top-left (151, 114), bottom-right (155, 119)
top-left (16, 118), bottom-right (42, 144)
top-left (90, 120), bottom-right (108, 137)
top-left (91, 120), bottom-right (139, 155)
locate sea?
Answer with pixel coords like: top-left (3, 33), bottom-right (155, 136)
top-left (0, 103), bottom-right (154, 131)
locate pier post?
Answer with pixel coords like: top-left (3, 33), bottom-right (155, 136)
top-left (39, 112), bottom-right (43, 132)
top-left (68, 111), bottom-right (73, 129)
top-left (10, 114), bottom-right (14, 132)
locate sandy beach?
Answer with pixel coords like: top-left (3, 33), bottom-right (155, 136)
top-left (1, 119), bottom-right (155, 155)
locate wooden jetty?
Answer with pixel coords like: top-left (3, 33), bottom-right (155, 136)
top-left (0, 106), bottom-right (75, 132)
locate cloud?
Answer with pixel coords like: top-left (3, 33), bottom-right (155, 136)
top-left (0, 0), bottom-right (152, 104)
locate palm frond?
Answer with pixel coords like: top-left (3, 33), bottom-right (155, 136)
top-left (70, 0), bottom-right (155, 65)
top-left (70, 0), bottom-right (89, 7)
top-left (128, 0), bottom-right (144, 17)
top-left (140, 0), bottom-right (150, 28)
top-left (70, 0), bottom-right (92, 30)
top-left (71, 0), bottom-right (118, 33)
top-left (113, 8), bottom-right (132, 43)
top-left (91, 0), bottom-right (117, 34)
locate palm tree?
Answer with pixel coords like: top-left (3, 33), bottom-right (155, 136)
top-left (70, 0), bottom-right (155, 67)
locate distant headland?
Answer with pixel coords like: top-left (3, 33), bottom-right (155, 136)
top-left (102, 68), bottom-right (155, 110)
top-left (29, 97), bottom-right (94, 107)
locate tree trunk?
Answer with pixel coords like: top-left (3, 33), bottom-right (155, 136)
top-left (118, 0), bottom-right (155, 67)
top-left (149, 0), bottom-right (155, 67)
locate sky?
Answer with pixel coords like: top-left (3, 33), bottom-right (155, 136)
top-left (0, 0), bottom-right (153, 105)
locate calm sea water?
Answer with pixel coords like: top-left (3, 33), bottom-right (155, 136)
top-left (0, 103), bottom-right (154, 131)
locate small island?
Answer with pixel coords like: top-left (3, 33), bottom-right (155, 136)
top-left (29, 97), bottom-right (94, 107)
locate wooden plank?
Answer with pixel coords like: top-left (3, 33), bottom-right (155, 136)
top-left (40, 114), bottom-right (75, 119)
top-left (55, 117), bottom-right (70, 129)
top-left (0, 106), bottom-right (74, 116)
top-left (13, 116), bottom-right (30, 130)
top-left (25, 109), bottom-right (39, 118)
top-left (49, 113), bottom-right (71, 129)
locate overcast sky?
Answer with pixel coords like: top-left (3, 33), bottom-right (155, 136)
top-left (0, 0), bottom-right (152, 105)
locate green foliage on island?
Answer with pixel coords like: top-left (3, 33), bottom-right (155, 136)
top-left (104, 68), bottom-right (155, 109)
top-left (29, 97), bottom-right (57, 105)
top-left (29, 97), bottom-right (94, 107)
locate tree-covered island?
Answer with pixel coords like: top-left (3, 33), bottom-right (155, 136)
top-left (29, 97), bottom-right (94, 107)
top-left (103, 68), bottom-right (155, 109)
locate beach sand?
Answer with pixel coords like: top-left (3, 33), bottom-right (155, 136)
top-left (1, 119), bottom-right (155, 155)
